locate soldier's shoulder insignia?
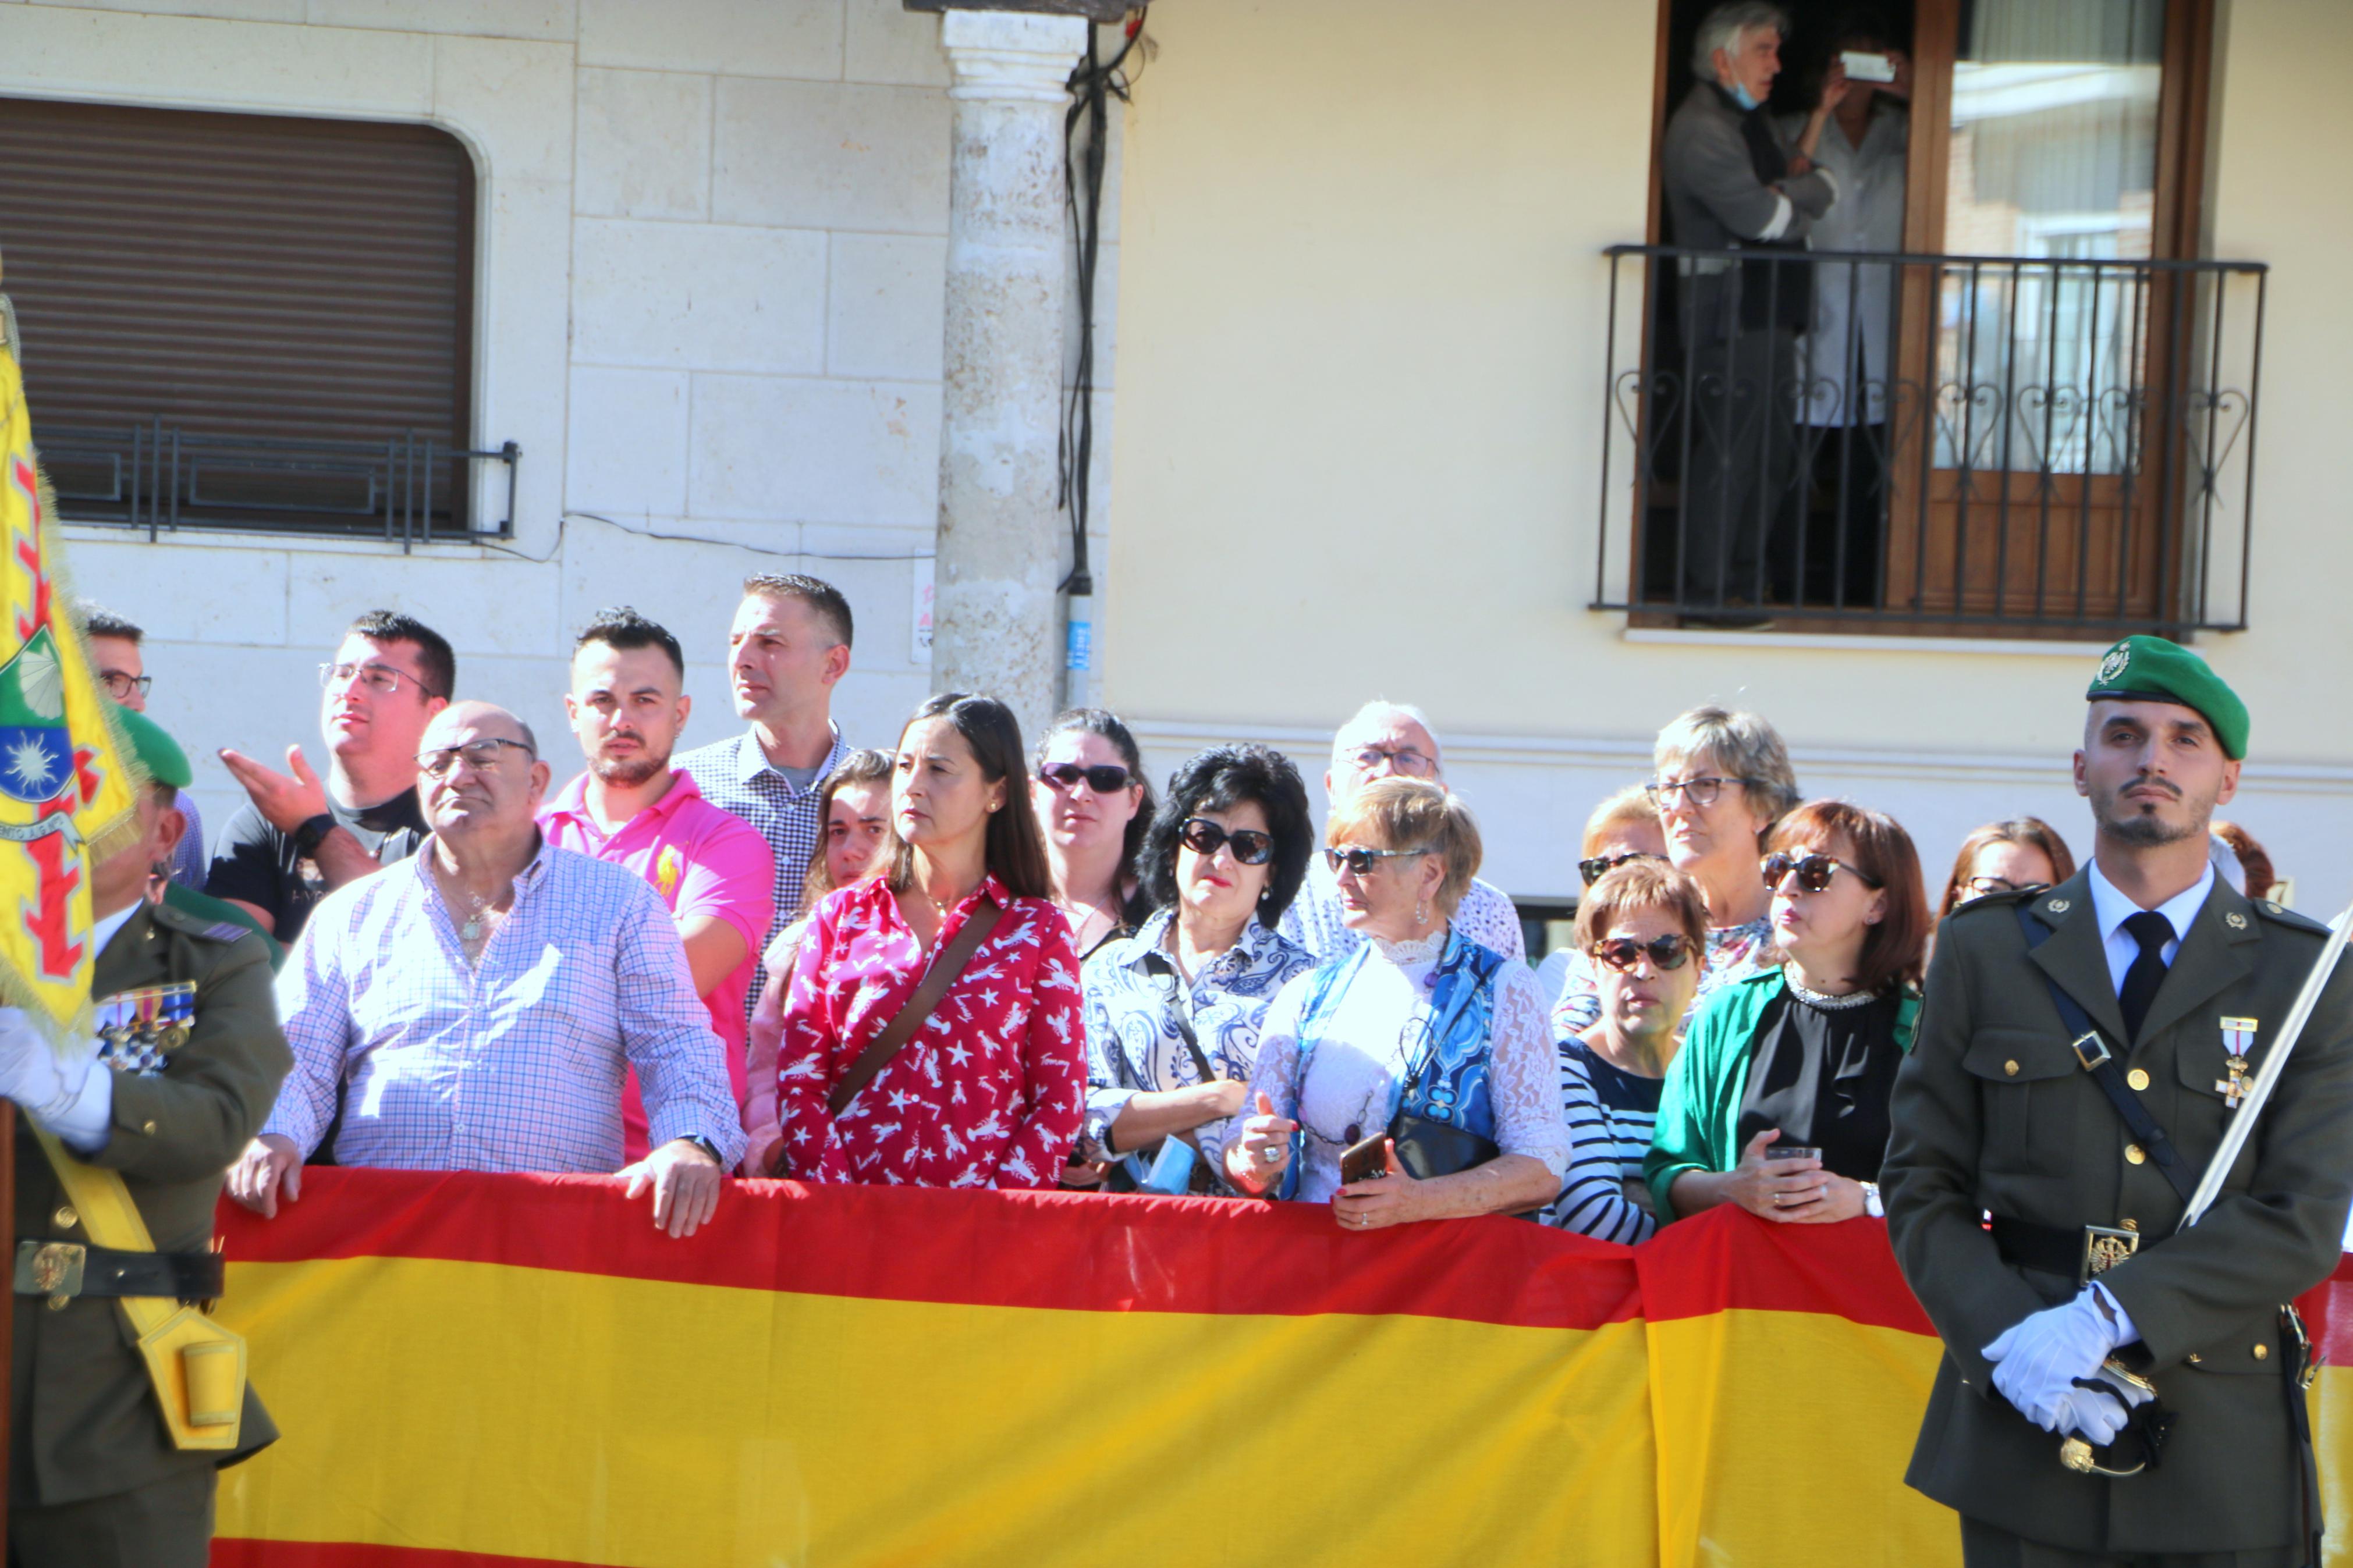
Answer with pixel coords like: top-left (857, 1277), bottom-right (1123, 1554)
top-left (2251, 899), bottom-right (2330, 936)
top-left (196, 919), bottom-right (250, 944)
top-left (93, 980), bottom-right (198, 1076)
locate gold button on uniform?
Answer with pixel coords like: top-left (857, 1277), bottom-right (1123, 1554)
top-left (2125, 1144), bottom-right (2147, 1165)
top-left (141, 1121), bottom-right (157, 1136)
top-left (2254, 1343), bottom-right (2270, 1361)
top-left (2127, 1068), bottom-right (2150, 1091)
top-left (2004, 1060), bottom-right (2020, 1077)
top-left (2187, 1352), bottom-right (2203, 1364)
top-left (45, 1295), bottom-right (67, 1313)
top-left (51, 1205), bottom-right (75, 1230)
top-left (2120, 1218), bottom-right (2138, 1232)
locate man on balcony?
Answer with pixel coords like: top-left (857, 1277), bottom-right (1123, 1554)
top-left (1660, 2), bottom-right (1843, 623)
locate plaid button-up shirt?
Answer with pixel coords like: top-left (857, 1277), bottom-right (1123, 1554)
top-left (678, 724), bottom-right (852, 1027)
top-left (266, 837), bottom-right (747, 1174)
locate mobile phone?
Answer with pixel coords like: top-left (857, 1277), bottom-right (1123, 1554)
top-left (1340, 1132), bottom-right (1390, 1185)
top-left (1764, 1144), bottom-right (1823, 1162)
top-left (1840, 49), bottom-right (1896, 83)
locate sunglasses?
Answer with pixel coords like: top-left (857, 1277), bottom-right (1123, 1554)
top-left (1590, 934), bottom-right (1694, 973)
top-left (1762, 851), bottom-right (1884, 894)
top-left (1579, 851), bottom-right (1663, 887)
top-left (1038, 762), bottom-right (1133, 793)
top-left (1323, 845), bottom-right (1429, 877)
top-left (1179, 816), bottom-right (1274, 866)
top-left (1960, 876), bottom-right (2048, 899)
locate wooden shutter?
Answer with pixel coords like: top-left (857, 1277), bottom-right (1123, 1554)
top-left (0, 97), bottom-right (475, 534)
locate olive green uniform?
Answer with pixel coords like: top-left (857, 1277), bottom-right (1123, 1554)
top-left (8, 898), bottom-right (290, 1567)
top-left (1884, 872), bottom-right (2353, 1563)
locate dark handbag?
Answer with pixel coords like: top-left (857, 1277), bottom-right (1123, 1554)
top-left (1386, 1110), bottom-right (1500, 1181)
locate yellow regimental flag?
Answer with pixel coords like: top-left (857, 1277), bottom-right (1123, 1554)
top-left (0, 279), bottom-right (139, 1046)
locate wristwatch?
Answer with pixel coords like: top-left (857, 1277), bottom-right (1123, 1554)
top-left (681, 1135), bottom-right (722, 1164)
top-left (1860, 1181), bottom-right (1884, 1219)
top-left (290, 812), bottom-right (338, 858)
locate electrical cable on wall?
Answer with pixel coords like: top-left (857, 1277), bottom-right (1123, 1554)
top-left (475, 511), bottom-right (936, 568)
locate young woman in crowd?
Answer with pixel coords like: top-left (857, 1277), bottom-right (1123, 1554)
top-left (772, 694), bottom-right (1085, 1188)
top-left (1224, 779), bottom-right (1569, 1228)
top-left (1536, 859), bottom-right (1709, 1242)
top-left (1032, 708), bottom-right (1155, 962)
top-left (1645, 799), bottom-right (1929, 1226)
top-left (1554, 707), bottom-right (1798, 1037)
top-left (1538, 783), bottom-right (1669, 1035)
top-left (742, 748), bottom-right (894, 1176)
top-left (1935, 815), bottom-right (2074, 920)
top-left (1071, 744), bottom-right (1316, 1193)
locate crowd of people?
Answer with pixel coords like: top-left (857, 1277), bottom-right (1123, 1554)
top-left (70, 570), bottom-right (2291, 1245)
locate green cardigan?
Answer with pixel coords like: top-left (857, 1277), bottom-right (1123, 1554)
top-left (1642, 969), bottom-right (1919, 1222)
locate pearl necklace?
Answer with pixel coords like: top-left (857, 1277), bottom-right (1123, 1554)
top-left (1782, 965), bottom-right (1879, 1010)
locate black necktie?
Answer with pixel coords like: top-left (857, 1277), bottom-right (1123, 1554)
top-left (2117, 910), bottom-right (2174, 1044)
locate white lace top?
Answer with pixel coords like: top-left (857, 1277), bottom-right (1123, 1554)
top-left (1245, 928), bottom-right (1573, 1204)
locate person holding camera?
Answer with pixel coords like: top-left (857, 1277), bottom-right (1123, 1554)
top-left (1644, 799), bottom-right (1929, 1224)
top-left (1223, 780), bottom-right (1568, 1229)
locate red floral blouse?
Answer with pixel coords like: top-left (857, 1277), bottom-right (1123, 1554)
top-left (775, 876), bottom-right (1085, 1189)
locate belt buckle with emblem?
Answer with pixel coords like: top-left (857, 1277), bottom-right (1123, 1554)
top-left (2079, 1224), bottom-right (2139, 1287)
top-left (13, 1239), bottom-right (84, 1299)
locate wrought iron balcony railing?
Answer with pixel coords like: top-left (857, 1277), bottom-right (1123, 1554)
top-left (1592, 243), bottom-right (2266, 637)
top-left (35, 419), bottom-right (519, 549)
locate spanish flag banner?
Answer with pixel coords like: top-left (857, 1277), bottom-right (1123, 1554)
top-left (0, 268), bottom-right (139, 1043)
top-left (204, 1176), bottom-right (2353, 1568)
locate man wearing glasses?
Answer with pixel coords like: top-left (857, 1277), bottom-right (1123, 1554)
top-left (77, 603), bottom-right (207, 891)
top-left (205, 610), bottom-right (453, 943)
top-left (228, 701), bottom-right (743, 1238)
top-left (1277, 701), bottom-right (1525, 963)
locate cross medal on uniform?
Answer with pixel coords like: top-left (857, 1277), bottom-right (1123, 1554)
top-left (2215, 1016), bottom-right (2259, 1110)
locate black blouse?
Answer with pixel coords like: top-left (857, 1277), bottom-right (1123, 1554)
top-left (1734, 980), bottom-right (1907, 1182)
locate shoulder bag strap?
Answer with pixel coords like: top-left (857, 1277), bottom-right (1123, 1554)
top-left (2012, 904), bottom-right (2195, 1204)
top-left (829, 897), bottom-right (1006, 1118)
top-left (1142, 950), bottom-right (1217, 1082)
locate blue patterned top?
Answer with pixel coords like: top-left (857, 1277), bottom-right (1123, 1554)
top-left (1077, 908), bottom-right (1315, 1165)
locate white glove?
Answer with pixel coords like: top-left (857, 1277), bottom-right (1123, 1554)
top-left (1983, 1287), bottom-right (2145, 1434)
top-left (0, 1006), bottom-right (112, 1152)
top-left (2046, 1384), bottom-right (2132, 1446)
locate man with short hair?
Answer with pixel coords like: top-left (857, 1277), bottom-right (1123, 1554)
top-left (206, 610), bottom-right (453, 943)
top-left (677, 574), bottom-right (854, 1023)
top-left (1279, 701), bottom-right (1526, 962)
top-left (227, 701), bottom-right (744, 1238)
top-left (77, 602), bottom-right (205, 890)
top-left (541, 608), bottom-right (773, 1165)
top-left (1886, 637), bottom-right (2353, 1566)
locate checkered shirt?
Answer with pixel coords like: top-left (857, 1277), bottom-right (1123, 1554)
top-left (265, 838), bottom-right (747, 1174)
top-left (1278, 855), bottom-right (1527, 963)
top-left (678, 724), bottom-right (851, 1028)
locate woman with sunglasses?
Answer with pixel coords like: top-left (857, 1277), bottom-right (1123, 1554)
top-left (1072, 745), bottom-right (1316, 1193)
top-left (1936, 816), bottom-right (2075, 920)
top-left (1224, 779), bottom-right (1570, 1228)
top-left (1031, 709), bottom-right (1156, 962)
top-left (1645, 799), bottom-right (1930, 1226)
top-left (1536, 859), bottom-right (1709, 1242)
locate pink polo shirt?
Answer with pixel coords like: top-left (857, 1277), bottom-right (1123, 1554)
top-left (540, 770), bottom-right (775, 1162)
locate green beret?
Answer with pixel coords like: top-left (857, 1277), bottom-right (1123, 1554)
top-left (109, 702), bottom-right (192, 791)
top-left (2085, 635), bottom-right (2249, 760)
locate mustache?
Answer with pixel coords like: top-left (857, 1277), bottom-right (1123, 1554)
top-left (2118, 773), bottom-right (2183, 801)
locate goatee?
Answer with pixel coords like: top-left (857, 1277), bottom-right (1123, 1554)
top-left (592, 751), bottom-right (668, 788)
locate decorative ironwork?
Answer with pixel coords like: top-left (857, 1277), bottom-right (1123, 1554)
top-left (1592, 244), bottom-right (2266, 636)
top-left (34, 419), bottom-right (519, 552)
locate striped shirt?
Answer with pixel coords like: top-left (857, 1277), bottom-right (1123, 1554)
top-left (1535, 1038), bottom-right (1662, 1243)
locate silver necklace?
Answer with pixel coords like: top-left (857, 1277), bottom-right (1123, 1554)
top-left (1782, 965), bottom-right (1878, 1010)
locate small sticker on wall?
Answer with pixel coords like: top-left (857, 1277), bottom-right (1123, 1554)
top-left (911, 557), bottom-right (934, 666)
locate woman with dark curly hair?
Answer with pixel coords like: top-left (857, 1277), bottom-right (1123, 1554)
top-left (1072, 744), bottom-right (1316, 1193)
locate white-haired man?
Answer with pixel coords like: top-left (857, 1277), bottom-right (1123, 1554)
top-left (1279, 702), bottom-right (1525, 962)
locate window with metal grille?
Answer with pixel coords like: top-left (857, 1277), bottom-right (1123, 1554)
top-left (0, 97), bottom-right (510, 542)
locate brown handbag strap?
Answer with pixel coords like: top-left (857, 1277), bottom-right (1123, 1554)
top-left (828, 895), bottom-right (1006, 1118)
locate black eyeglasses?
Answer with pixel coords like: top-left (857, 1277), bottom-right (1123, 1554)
top-left (1179, 817), bottom-right (1273, 866)
top-left (96, 670), bottom-right (153, 702)
top-left (417, 737), bottom-right (535, 777)
top-left (1590, 934), bottom-right (1694, 974)
top-left (1038, 762), bottom-right (1133, 793)
top-left (1762, 851), bottom-right (1883, 894)
top-left (1646, 776), bottom-right (1755, 810)
top-left (1579, 851), bottom-right (1663, 887)
top-left (1323, 844), bottom-right (1429, 877)
top-left (1960, 876), bottom-right (2048, 899)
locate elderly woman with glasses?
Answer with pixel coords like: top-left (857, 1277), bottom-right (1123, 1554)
top-left (1032, 708), bottom-right (1156, 961)
top-left (1224, 779), bottom-right (1570, 1229)
top-left (1645, 799), bottom-right (1929, 1226)
top-left (1073, 745), bottom-right (1317, 1194)
top-left (1536, 859), bottom-right (1710, 1242)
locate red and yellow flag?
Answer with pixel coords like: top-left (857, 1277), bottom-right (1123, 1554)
top-left (0, 270), bottom-right (139, 1043)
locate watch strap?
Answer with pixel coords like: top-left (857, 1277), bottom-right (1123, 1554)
top-left (291, 812), bottom-right (338, 858)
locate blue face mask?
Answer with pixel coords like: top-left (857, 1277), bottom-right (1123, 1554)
top-left (1729, 79), bottom-right (1761, 112)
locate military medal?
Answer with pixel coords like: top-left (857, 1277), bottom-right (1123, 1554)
top-left (93, 981), bottom-right (197, 1075)
top-left (2216, 1016), bottom-right (2258, 1109)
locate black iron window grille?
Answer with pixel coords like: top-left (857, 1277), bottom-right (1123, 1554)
top-left (1592, 244), bottom-right (2266, 637)
top-left (36, 420), bottom-right (519, 551)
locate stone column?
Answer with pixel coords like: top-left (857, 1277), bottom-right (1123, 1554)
top-left (928, 9), bottom-right (1088, 741)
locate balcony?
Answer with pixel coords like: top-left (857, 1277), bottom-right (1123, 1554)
top-left (1591, 244), bottom-right (2266, 638)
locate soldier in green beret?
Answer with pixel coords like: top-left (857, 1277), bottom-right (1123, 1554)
top-left (1884, 635), bottom-right (2353, 1566)
top-left (3, 705), bottom-right (289, 1566)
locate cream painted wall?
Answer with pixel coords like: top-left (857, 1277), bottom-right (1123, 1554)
top-left (1103, 0), bottom-right (2353, 913)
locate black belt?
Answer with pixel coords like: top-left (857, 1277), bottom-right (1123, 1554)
top-left (1990, 1214), bottom-right (2148, 1288)
top-left (12, 1239), bottom-right (223, 1303)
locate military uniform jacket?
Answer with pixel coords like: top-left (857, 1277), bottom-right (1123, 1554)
top-left (9, 898), bottom-right (292, 1507)
top-left (1883, 868), bottom-right (2353, 1556)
